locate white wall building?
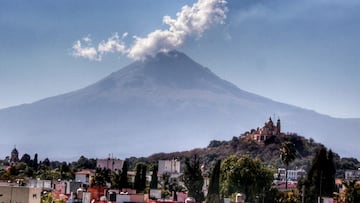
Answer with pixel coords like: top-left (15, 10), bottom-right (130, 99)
top-left (345, 169), bottom-right (360, 180)
top-left (75, 170), bottom-right (95, 185)
top-left (28, 179), bottom-right (52, 189)
top-left (158, 159), bottom-right (181, 175)
top-left (275, 168), bottom-right (306, 181)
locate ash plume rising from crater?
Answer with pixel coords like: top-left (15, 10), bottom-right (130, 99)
top-left (71, 0), bottom-right (227, 61)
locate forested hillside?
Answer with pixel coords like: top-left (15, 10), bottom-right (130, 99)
top-left (130, 132), bottom-right (359, 177)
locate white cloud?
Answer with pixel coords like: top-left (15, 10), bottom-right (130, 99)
top-left (71, 0), bottom-right (227, 61)
top-left (128, 0), bottom-right (227, 60)
top-left (98, 33), bottom-right (127, 55)
top-left (72, 39), bottom-right (99, 61)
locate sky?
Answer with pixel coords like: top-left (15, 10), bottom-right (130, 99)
top-left (1, 0), bottom-right (360, 118)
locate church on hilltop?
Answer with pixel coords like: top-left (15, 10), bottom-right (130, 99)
top-left (249, 117), bottom-right (281, 142)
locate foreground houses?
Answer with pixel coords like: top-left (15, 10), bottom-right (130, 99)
top-left (273, 168), bottom-right (306, 191)
top-left (344, 169), bottom-right (360, 181)
top-left (0, 185), bottom-right (42, 203)
top-left (2, 119), bottom-right (359, 203)
top-left (275, 168), bottom-right (306, 182)
top-left (75, 170), bottom-right (95, 186)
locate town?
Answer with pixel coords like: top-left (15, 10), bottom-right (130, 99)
top-left (0, 118), bottom-right (359, 203)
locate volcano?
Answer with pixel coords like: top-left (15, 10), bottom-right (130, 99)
top-left (0, 50), bottom-right (359, 160)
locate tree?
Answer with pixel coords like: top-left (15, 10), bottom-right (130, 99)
top-left (134, 163), bottom-right (147, 193)
top-left (33, 153), bottom-right (38, 172)
top-left (111, 169), bottom-right (122, 189)
top-left (20, 153), bottom-right (31, 165)
top-left (183, 154), bottom-right (205, 202)
top-left (280, 141), bottom-right (296, 190)
top-left (134, 163), bottom-right (142, 192)
top-left (141, 164), bottom-right (147, 192)
top-left (160, 173), bottom-right (171, 199)
top-left (73, 156), bottom-right (97, 169)
top-left (323, 150), bottom-right (336, 196)
top-left (205, 160), bottom-right (222, 203)
top-left (343, 180), bottom-right (360, 203)
top-left (150, 164), bottom-right (158, 189)
top-left (59, 161), bottom-right (72, 180)
top-left (305, 147), bottom-right (336, 202)
top-left (91, 168), bottom-right (111, 187)
top-left (221, 155), bottom-right (273, 202)
top-left (119, 160), bottom-right (129, 189)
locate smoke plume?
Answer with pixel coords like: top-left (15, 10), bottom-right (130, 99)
top-left (72, 0), bottom-right (227, 61)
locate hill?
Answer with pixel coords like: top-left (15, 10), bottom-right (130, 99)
top-left (133, 131), bottom-right (359, 177)
top-left (0, 50), bottom-right (359, 160)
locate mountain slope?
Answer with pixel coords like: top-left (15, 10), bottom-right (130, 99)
top-left (0, 50), bottom-right (359, 160)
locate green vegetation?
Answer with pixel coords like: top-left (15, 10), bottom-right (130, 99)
top-left (205, 160), bottom-right (222, 203)
top-left (119, 160), bottom-right (130, 189)
top-left (300, 147), bottom-right (337, 202)
top-left (343, 180), bottom-right (360, 202)
top-left (150, 164), bottom-right (158, 189)
top-left (280, 141), bottom-right (297, 190)
top-left (91, 167), bottom-right (111, 187)
top-left (183, 155), bottom-right (205, 202)
top-left (1, 131), bottom-right (360, 202)
top-left (143, 133), bottom-right (359, 177)
top-left (221, 155), bottom-right (274, 202)
top-left (134, 162), bottom-right (147, 193)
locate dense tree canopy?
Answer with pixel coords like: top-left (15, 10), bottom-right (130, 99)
top-left (119, 160), bottom-right (130, 189)
top-left (91, 167), bottom-right (111, 187)
top-left (221, 155), bottom-right (274, 202)
top-left (303, 147), bottom-right (337, 202)
top-left (343, 180), bottom-right (360, 203)
top-left (150, 164), bottom-right (158, 189)
top-left (183, 154), bottom-right (205, 202)
top-left (134, 162), bottom-right (147, 193)
top-left (205, 160), bottom-right (222, 203)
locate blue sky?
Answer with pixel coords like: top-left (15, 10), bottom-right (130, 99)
top-left (1, 0), bottom-right (359, 118)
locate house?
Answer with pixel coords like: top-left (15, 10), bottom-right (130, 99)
top-left (97, 158), bottom-right (124, 172)
top-left (28, 179), bottom-right (52, 190)
top-left (345, 169), bottom-right (360, 180)
top-left (75, 170), bottom-right (95, 185)
top-left (275, 168), bottom-right (306, 181)
top-left (0, 186), bottom-right (42, 203)
top-left (158, 159), bottom-right (181, 175)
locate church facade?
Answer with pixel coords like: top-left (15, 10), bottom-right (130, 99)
top-left (251, 117), bottom-right (281, 142)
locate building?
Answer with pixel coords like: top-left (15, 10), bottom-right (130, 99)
top-left (275, 168), bottom-right (306, 181)
top-left (10, 147), bottom-right (19, 164)
top-left (158, 159), bottom-right (181, 175)
top-left (97, 158), bottom-right (124, 172)
top-left (75, 170), bottom-right (95, 185)
top-left (53, 180), bottom-right (71, 195)
top-left (251, 117), bottom-right (281, 142)
top-left (0, 186), bottom-right (42, 203)
top-left (28, 179), bottom-right (52, 189)
top-left (345, 169), bottom-right (360, 180)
